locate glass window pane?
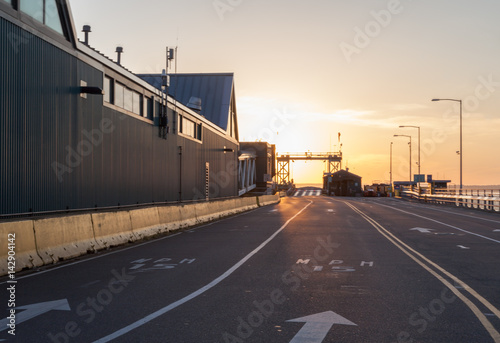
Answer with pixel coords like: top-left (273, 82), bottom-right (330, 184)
top-left (144, 97), bottom-right (151, 119)
top-left (45, 0), bottom-right (63, 34)
top-left (132, 92), bottom-right (141, 115)
top-left (155, 101), bottom-right (161, 119)
top-left (123, 88), bottom-right (133, 112)
top-left (20, 0), bottom-right (44, 23)
top-left (115, 83), bottom-right (124, 108)
top-left (103, 77), bottom-right (111, 103)
top-left (197, 124), bottom-right (202, 140)
top-left (3, 0), bottom-right (12, 5)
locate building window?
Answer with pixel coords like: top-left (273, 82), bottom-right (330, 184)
top-left (144, 97), bottom-right (153, 119)
top-left (110, 81), bottom-right (145, 117)
top-left (45, 0), bottom-right (63, 34)
top-left (3, 0), bottom-right (12, 5)
top-left (178, 114), bottom-right (201, 141)
top-left (155, 100), bottom-right (161, 119)
top-left (197, 123), bottom-right (202, 140)
top-left (132, 91), bottom-right (142, 115)
top-left (20, 0), bottom-right (43, 22)
top-left (182, 117), bottom-right (195, 138)
top-left (103, 76), bottom-right (113, 104)
top-left (114, 83), bottom-right (124, 108)
top-left (123, 87), bottom-right (133, 112)
top-left (20, 0), bottom-right (63, 35)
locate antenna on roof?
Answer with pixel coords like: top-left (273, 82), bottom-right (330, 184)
top-left (166, 46), bottom-right (179, 134)
top-left (159, 47), bottom-right (177, 140)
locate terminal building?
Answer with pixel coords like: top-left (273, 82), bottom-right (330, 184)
top-left (0, 0), bottom-right (248, 216)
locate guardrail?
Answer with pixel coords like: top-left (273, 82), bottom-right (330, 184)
top-left (401, 189), bottom-right (500, 212)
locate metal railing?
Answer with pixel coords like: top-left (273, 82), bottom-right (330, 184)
top-left (400, 187), bottom-right (500, 212)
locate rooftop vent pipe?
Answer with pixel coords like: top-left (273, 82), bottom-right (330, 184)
top-left (115, 46), bottom-right (123, 65)
top-left (82, 25), bottom-right (91, 45)
top-left (187, 96), bottom-right (202, 112)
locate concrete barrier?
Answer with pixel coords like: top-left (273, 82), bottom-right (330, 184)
top-left (0, 220), bottom-right (43, 274)
top-left (0, 194), bottom-right (281, 276)
top-left (129, 207), bottom-right (164, 239)
top-left (258, 194), bottom-right (280, 206)
top-left (195, 200), bottom-right (224, 223)
top-left (157, 205), bottom-right (183, 232)
top-left (34, 214), bottom-right (99, 264)
top-left (92, 211), bottom-right (136, 248)
top-left (237, 197), bottom-right (259, 211)
top-left (179, 204), bottom-right (198, 227)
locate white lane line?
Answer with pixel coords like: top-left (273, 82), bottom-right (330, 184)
top-left (343, 201), bottom-right (500, 342)
top-left (371, 202), bottom-right (500, 244)
top-left (385, 201), bottom-right (500, 225)
top-left (457, 245), bottom-right (471, 250)
top-left (92, 201), bottom-right (313, 343)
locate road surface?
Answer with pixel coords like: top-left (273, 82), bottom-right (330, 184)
top-left (2, 190), bottom-right (500, 342)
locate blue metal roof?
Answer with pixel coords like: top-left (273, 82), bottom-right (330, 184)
top-left (138, 73), bottom-right (234, 131)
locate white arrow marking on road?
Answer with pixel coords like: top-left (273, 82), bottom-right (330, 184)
top-left (493, 229), bottom-right (500, 232)
top-left (410, 227), bottom-right (434, 233)
top-left (286, 311), bottom-right (357, 343)
top-left (457, 245), bottom-right (470, 249)
top-left (0, 299), bottom-right (70, 332)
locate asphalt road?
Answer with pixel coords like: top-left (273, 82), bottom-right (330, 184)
top-left (2, 190), bottom-right (500, 343)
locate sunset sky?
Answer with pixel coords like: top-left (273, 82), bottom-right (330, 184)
top-left (69, 0), bottom-right (500, 186)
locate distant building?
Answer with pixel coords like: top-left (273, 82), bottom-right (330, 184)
top-left (239, 142), bottom-right (276, 194)
top-left (323, 170), bottom-right (362, 196)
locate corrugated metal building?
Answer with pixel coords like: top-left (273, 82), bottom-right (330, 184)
top-left (0, 0), bottom-right (240, 216)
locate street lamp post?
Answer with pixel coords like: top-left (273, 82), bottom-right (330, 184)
top-left (390, 142), bottom-right (393, 193)
top-left (394, 134), bottom-right (412, 183)
top-left (399, 126), bottom-right (420, 176)
top-left (432, 99), bottom-right (462, 190)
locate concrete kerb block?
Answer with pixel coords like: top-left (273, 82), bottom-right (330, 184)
top-left (226, 199), bottom-right (241, 215)
top-left (34, 214), bottom-right (100, 264)
top-left (194, 202), bottom-right (211, 223)
top-left (258, 194), bottom-right (280, 206)
top-left (179, 203), bottom-right (197, 228)
top-left (196, 201), bottom-right (220, 223)
top-left (0, 220), bottom-right (43, 275)
top-left (157, 205), bottom-right (183, 232)
top-left (238, 196), bottom-right (256, 208)
top-left (92, 211), bottom-right (136, 249)
top-left (129, 207), bottom-right (164, 240)
top-left (217, 199), bottom-right (237, 217)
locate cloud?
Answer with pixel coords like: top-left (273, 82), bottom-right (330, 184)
top-left (388, 103), bottom-right (428, 111)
